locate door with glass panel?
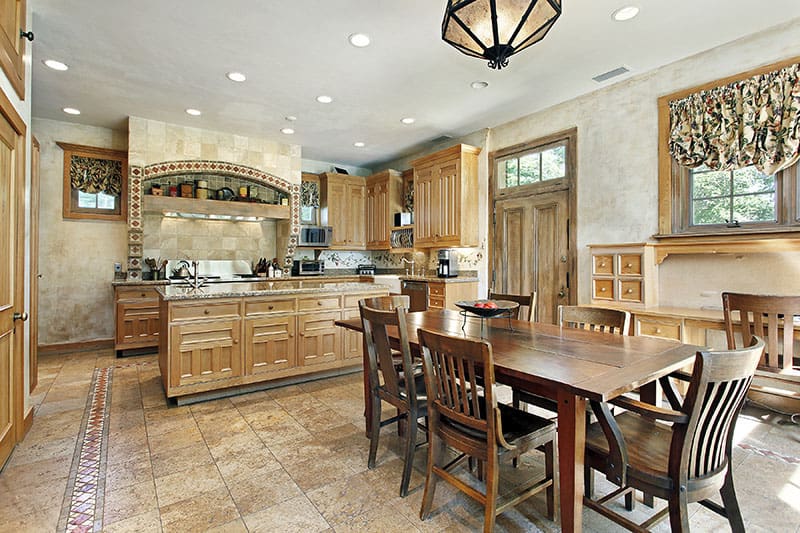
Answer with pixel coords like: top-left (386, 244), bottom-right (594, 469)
top-left (491, 130), bottom-right (576, 324)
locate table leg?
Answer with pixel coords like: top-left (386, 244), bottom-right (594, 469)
top-left (638, 380), bottom-right (660, 508)
top-left (557, 389), bottom-right (585, 533)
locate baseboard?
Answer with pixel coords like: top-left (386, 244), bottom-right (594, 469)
top-left (38, 338), bottom-right (114, 355)
top-left (23, 405), bottom-right (33, 436)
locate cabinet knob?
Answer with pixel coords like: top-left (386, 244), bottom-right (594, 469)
top-left (204, 309), bottom-right (210, 315)
top-left (233, 339), bottom-right (239, 344)
top-left (317, 301), bottom-right (323, 306)
top-left (626, 288), bottom-right (633, 294)
top-left (599, 262), bottom-right (606, 267)
top-left (268, 305), bottom-right (274, 310)
top-left (600, 287), bottom-right (607, 292)
top-left (626, 263), bottom-right (632, 268)
top-left (655, 328), bottom-right (662, 334)
top-left (141, 293), bottom-right (147, 298)
top-left (289, 333), bottom-right (294, 338)
top-left (299, 332), bottom-right (304, 337)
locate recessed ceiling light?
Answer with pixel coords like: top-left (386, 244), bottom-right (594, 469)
top-left (185, 108), bottom-right (202, 116)
top-left (285, 115), bottom-right (297, 121)
top-left (353, 141), bottom-right (365, 148)
top-left (612, 6), bottom-right (639, 21)
top-left (62, 107), bottom-right (80, 115)
top-left (348, 33), bottom-right (371, 47)
top-left (400, 117), bottom-right (416, 125)
top-left (316, 95), bottom-right (333, 104)
top-left (226, 71), bottom-right (247, 82)
top-left (470, 81), bottom-right (489, 89)
top-left (44, 59), bottom-right (68, 71)
top-left (281, 127), bottom-right (295, 135)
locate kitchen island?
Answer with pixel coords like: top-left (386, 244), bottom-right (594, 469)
top-left (156, 280), bottom-right (387, 403)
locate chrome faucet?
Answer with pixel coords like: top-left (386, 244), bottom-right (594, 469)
top-left (183, 260), bottom-right (207, 289)
top-left (401, 257), bottom-right (415, 276)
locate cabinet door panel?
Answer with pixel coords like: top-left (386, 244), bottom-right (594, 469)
top-left (437, 159), bottom-right (460, 242)
top-left (171, 319), bottom-right (241, 387)
top-left (118, 303), bottom-right (159, 345)
top-left (341, 309), bottom-right (363, 360)
top-left (246, 316), bottom-right (296, 374)
top-left (349, 181), bottom-right (366, 247)
top-left (298, 311), bottom-right (341, 366)
top-left (414, 167), bottom-right (434, 245)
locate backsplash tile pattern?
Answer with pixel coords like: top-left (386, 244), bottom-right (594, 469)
top-left (296, 244), bottom-right (485, 275)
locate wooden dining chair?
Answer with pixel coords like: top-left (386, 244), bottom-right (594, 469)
top-left (417, 328), bottom-right (556, 532)
top-left (583, 336), bottom-right (765, 532)
top-left (722, 292), bottom-right (800, 401)
top-left (488, 290), bottom-right (537, 321)
top-left (359, 296), bottom-right (426, 497)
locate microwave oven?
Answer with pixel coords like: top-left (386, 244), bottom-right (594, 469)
top-left (298, 225), bottom-right (333, 247)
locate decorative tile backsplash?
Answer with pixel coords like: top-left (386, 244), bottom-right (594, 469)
top-left (295, 242), bottom-right (485, 273)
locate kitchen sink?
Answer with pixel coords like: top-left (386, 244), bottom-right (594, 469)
top-left (373, 274), bottom-right (401, 294)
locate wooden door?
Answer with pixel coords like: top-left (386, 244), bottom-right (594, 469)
top-left (413, 165), bottom-right (435, 246)
top-left (494, 190), bottom-right (571, 324)
top-left (245, 315), bottom-right (296, 374)
top-left (348, 180), bottom-right (366, 248)
top-left (29, 136), bottom-right (38, 392)
top-left (298, 311), bottom-right (340, 366)
top-left (327, 179), bottom-right (348, 247)
top-left (0, 0), bottom-right (26, 99)
top-left (0, 96), bottom-right (24, 467)
top-left (365, 177), bottom-right (389, 249)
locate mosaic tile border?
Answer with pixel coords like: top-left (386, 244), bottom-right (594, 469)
top-left (738, 442), bottom-right (800, 465)
top-left (58, 367), bottom-right (112, 533)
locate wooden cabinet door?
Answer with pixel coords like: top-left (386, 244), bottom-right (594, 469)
top-left (170, 319), bottom-right (242, 388)
top-left (0, 0), bottom-right (26, 99)
top-left (341, 308), bottom-right (364, 360)
top-left (348, 180), bottom-right (366, 248)
top-left (117, 301), bottom-right (160, 347)
top-left (327, 180), bottom-right (348, 247)
top-left (366, 178), bottom-right (389, 249)
top-left (298, 311), bottom-right (341, 366)
top-left (414, 165), bottom-right (435, 246)
top-left (435, 158), bottom-right (461, 245)
top-left (245, 315), bottom-right (296, 375)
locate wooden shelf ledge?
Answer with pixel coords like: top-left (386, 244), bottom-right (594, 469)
top-left (650, 236), bottom-right (800, 264)
top-left (144, 195), bottom-right (290, 220)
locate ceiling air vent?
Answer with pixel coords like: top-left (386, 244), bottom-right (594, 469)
top-left (592, 66), bottom-right (630, 83)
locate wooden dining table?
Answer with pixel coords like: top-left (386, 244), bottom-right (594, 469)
top-left (335, 309), bottom-right (703, 533)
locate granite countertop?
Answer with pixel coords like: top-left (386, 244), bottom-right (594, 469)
top-left (398, 275), bottom-right (479, 283)
top-left (156, 280), bottom-right (387, 301)
top-left (112, 279), bottom-right (171, 286)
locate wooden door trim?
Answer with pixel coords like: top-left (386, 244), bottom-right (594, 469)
top-left (29, 136), bottom-right (38, 392)
top-left (488, 127), bottom-right (578, 307)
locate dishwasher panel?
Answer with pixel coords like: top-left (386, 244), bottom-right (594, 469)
top-left (401, 281), bottom-right (428, 312)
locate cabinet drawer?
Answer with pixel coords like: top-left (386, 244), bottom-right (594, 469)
top-left (298, 295), bottom-right (341, 311)
top-left (592, 279), bottom-right (614, 300)
top-left (637, 317), bottom-right (682, 341)
top-left (619, 254), bottom-right (642, 276)
top-left (170, 300), bottom-right (241, 322)
top-left (343, 292), bottom-right (386, 308)
top-left (245, 298), bottom-right (296, 316)
top-left (619, 280), bottom-right (642, 303)
top-left (428, 283), bottom-right (445, 297)
top-left (593, 255), bottom-right (614, 275)
top-left (428, 296), bottom-right (445, 309)
top-left (116, 287), bottom-right (159, 301)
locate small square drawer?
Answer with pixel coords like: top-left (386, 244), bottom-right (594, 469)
top-left (593, 255), bottom-right (614, 275)
top-left (619, 280), bottom-right (642, 303)
top-left (592, 279), bottom-right (614, 300)
top-left (619, 254), bottom-right (643, 276)
top-left (298, 296), bottom-right (340, 311)
top-left (428, 283), bottom-right (445, 297)
top-left (637, 317), bottom-right (681, 341)
top-left (428, 296), bottom-right (445, 309)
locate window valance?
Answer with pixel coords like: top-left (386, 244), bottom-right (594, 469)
top-left (70, 154), bottom-right (123, 196)
top-left (669, 62), bottom-right (800, 175)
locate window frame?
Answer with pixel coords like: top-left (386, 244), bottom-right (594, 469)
top-left (657, 55), bottom-right (800, 238)
top-left (494, 137), bottom-right (570, 198)
top-left (58, 142), bottom-right (128, 221)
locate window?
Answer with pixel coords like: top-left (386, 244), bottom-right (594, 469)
top-left (58, 142), bottom-right (128, 221)
top-left (690, 165), bottom-right (777, 226)
top-left (497, 142), bottom-right (566, 190)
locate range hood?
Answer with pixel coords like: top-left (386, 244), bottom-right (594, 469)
top-left (144, 195), bottom-right (290, 221)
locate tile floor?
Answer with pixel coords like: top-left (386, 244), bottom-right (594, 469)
top-left (1, 349), bottom-right (799, 532)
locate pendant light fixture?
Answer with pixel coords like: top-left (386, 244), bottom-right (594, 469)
top-left (442, 0), bottom-right (562, 70)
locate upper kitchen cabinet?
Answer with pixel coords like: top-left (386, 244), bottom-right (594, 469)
top-left (320, 172), bottom-right (366, 250)
top-left (365, 169), bottom-right (403, 250)
top-left (412, 144), bottom-right (481, 248)
top-left (0, 0), bottom-right (28, 100)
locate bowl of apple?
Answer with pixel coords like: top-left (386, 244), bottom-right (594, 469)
top-left (455, 299), bottom-right (519, 318)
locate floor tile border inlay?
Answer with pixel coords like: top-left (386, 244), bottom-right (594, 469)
top-left (58, 366), bottom-right (113, 533)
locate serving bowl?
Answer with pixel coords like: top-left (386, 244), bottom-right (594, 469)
top-left (455, 300), bottom-right (519, 318)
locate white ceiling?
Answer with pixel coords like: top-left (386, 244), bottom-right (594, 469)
top-left (30, 1), bottom-right (800, 168)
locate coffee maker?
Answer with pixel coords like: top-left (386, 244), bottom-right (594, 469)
top-left (437, 249), bottom-right (459, 278)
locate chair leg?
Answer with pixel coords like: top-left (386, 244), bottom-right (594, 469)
top-left (420, 434), bottom-right (445, 521)
top-left (624, 489), bottom-right (636, 511)
top-left (667, 492), bottom-right (690, 533)
top-left (584, 465), bottom-right (594, 499)
top-left (544, 440), bottom-right (556, 521)
top-left (483, 455), bottom-right (500, 533)
top-left (367, 394), bottom-right (382, 469)
top-left (399, 411), bottom-right (418, 497)
top-left (719, 468), bottom-right (745, 533)
top-left (512, 389), bottom-right (521, 409)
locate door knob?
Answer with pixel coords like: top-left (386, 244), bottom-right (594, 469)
top-left (558, 287), bottom-right (566, 298)
top-left (13, 312), bottom-right (28, 321)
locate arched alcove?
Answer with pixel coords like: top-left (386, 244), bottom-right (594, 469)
top-left (126, 160), bottom-right (300, 280)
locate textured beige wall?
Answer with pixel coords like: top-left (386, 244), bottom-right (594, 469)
top-left (128, 117), bottom-right (302, 184)
top-left (488, 20), bottom-right (800, 305)
top-left (143, 215), bottom-right (277, 263)
top-left (33, 118), bottom-right (129, 345)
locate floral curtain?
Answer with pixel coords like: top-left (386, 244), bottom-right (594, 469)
top-left (669, 62), bottom-right (800, 174)
top-left (300, 181), bottom-right (320, 207)
top-left (70, 155), bottom-right (123, 195)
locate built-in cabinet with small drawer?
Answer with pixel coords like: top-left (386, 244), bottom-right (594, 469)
top-left (365, 169), bottom-right (403, 250)
top-left (158, 286), bottom-right (386, 399)
top-left (412, 144), bottom-right (480, 248)
top-left (588, 243), bottom-right (658, 308)
top-left (320, 172), bottom-right (366, 249)
top-left (114, 285), bottom-right (161, 355)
